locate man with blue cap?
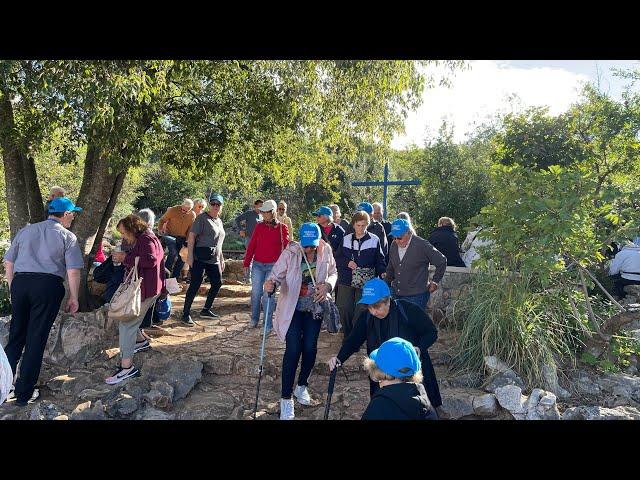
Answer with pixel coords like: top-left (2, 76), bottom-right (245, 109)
top-left (313, 205), bottom-right (345, 261)
top-left (3, 197), bottom-right (85, 406)
top-left (361, 337), bottom-right (437, 420)
top-left (385, 218), bottom-right (447, 311)
top-left (344, 201), bottom-right (389, 257)
top-left (328, 277), bottom-right (442, 413)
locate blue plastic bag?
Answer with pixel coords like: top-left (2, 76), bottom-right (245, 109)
top-left (156, 296), bottom-right (172, 320)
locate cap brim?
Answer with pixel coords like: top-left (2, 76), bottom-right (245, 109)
top-left (300, 239), bottom-right (320, 247)
top-left (72, 206), bottom-right (83, 212)
top-left (357, 296), bottom-right (378, 305)
top-left (369, 348), bottom-right (379, 363)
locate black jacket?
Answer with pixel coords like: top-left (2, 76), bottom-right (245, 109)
top-left (319, 223), bottom-right (345, 259)
top-left (361, 382), bottom-right (438, 420)
top-left (427, 226), bottom-right (465, 267)
top-left (337, 299), bottom-right (442, 408)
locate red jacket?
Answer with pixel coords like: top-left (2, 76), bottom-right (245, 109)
top-left (244, 221), bottom-right (290, 267)
top-left (124, 229), bottom-right (165, 301)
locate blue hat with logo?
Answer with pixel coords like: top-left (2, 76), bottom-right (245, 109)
top-left (369, 337), bottom-right (421, 378)
top-left (48, 197), bottom-right (83, 214)
top-left (357, 277), bottom-right (391, 305)
top-left (299, 222), bottom-right (321, 247)
top-left (208, 193), bottom-right (224, 205)
top-left (391, 219), bottom-right (410, 237)
top-left (312, 206), bottom-right (334, 221)
top-left (355, 202), bottom-right (373, 214)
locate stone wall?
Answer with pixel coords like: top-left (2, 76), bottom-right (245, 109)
top-left (428, 265), bottom-right (476, 323)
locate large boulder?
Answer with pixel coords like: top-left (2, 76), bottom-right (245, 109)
top-left (440, 391), bottom-right (476, 419)
top-left (473, 394), bottom-right (498, 417)
top-left (494, 385), bottom-right (527, 419)
top-left (141, 354), bottom-right (203, 401)
top-left (562, 405), bottom-right (640, 420)
top-left (594, 373), bottom-right (640, 407)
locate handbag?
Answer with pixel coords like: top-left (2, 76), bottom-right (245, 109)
top-left (300, 246), bottom-right (341, 333)
top-left (108, 257), bottom-right (142, 322)
top-left (350, 236), bottom-right (376, 289)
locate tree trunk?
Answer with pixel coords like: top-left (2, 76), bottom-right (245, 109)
top-left (22, 153), bottom-right (45, 223)
top-left (0, 93), bottom-right (30, 239)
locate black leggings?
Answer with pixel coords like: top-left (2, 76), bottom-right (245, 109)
top-left (182, 260), bottom-right (223, 315)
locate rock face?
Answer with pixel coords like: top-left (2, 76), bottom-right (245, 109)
top-left (562, 405), bottom-right (640, 420)
top-left (440, 391), bottom-right (476, 419)
top-left (141, 354), bottom-right (203, 401)
top-left (473, 394), bottom-right (498, 417)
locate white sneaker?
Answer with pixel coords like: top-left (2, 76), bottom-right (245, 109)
top-left (280, 398), bottom-right (295, 420)
top-left (293, 385), bottom-right (312, 406)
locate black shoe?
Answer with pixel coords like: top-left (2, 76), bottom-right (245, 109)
top-left (200, 309), bottom-right (219, 318)
top-left (182, 315), bottom-right (195, 326)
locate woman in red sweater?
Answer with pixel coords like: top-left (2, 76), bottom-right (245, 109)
top-left (243, 199), bottom-right (289, 333)
top-left (106, 214), bottom-right (166, 384)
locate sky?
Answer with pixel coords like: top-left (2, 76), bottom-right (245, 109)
top-left (391, 60), bottom-right (640, 149)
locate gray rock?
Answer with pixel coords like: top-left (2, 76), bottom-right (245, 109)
top-left (176, 391), bottom-right (237, 420)
top-left (104, 391), bottom-right (140, 418)
top-left (70, 400), bottom-right (106, 420)
top-left (142, 355), bottom-right (203, 401)
top-left (472, 394), bottom-right (498, 417)
top-left (135, 407), bottom-right (175, 420)
top-left (203, 354), bottom-right (234, 375)
top-left (440, 391), bottom-right (476, 419)
top-left (448, 372), bottom-right (483, 389)
top-left (494, 385), bottom-right (527, 419)
top-left (569, 370), bottom-right (601, 397)
top-left (524, 389), bottom-right (560, 420)
top-left (60, 317), bottom-right (105, 365)
top-left (78, 388), bottom-right (112, 402)
top-left (30, 401), bottom-right (64, 420)
top-left (0, 315), bottom-right (10, 348)
top-left (562, 405), bottom-right (640, 420)
top-left (596, 373), bottom-right (640, 405)
top-left (484, 356), bottom-right (511, 374)
top-left (142, 381), bottom-right (174, 409)
top-left (542, 363), bottom-right (571, 399)
top-left (484, 369), bottom-right (525, 393)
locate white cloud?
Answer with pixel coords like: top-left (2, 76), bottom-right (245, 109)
top-left (391, 60), bottom-right (591, 149)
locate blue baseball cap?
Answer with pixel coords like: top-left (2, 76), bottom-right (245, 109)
top-left (355, 202), bottom-right (373, 214)
top-left (312, 206), bottom-right (334, 221)
top-left (391, 219), bottom-right (410, 237)
top-left (209, 193), bottom-right (224, 205)
top-left (48, 197), bottom-right (83, 214)
top-left (357, 278), bottom-right (391, 305)
top-left (299, 222), bottom-right (321, 247)
top-left (369, 337), bottom-right (421, 378)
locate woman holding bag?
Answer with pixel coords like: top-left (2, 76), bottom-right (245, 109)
top-left (105, 215), bottom-right (165, 385)
top-left (334, 210), bottom-right (386, 338)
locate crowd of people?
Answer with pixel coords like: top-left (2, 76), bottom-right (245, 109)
top-left (1, 188), bottom-right (497, 420)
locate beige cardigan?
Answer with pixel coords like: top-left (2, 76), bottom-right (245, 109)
top-left (267, 240), bottom-right (338, 342)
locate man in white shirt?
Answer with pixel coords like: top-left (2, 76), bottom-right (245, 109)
top-left (609, 239), bottom-right (640, 299)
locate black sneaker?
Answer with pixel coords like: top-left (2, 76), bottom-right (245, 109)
top-left (182, 315), bottom-right (195, 326)
top-left (200, 309), bottom-right (220, 318)
top-left (133, 339), bottom-right (151, 353)
top-left (105, 366), bottom-right (141, 385)
top-left (11, 388), bottom-right (39, 407)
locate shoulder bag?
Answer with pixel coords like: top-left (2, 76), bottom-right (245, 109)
top-left (108, 257), bottom-right (142, 322)
top-left (350, 235), bottom-right (376, 289)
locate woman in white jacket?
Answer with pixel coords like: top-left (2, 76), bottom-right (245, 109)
top-left (264, 223), bottom-right (338, 420)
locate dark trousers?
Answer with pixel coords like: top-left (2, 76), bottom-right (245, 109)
top-left (281, 310), bottom-right (322, 398)
top-left (336, 284), bottom-right (365, 339)
top-left (165, 235), bottom-right (187, 278)
top-left (611, 274), bottom-right (640, 299)
top-left (5, 274), bottom-right (65, 402)
top-left (182, 260), bottom-right (223, 316)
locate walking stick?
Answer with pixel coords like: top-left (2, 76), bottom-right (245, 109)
top-left (253, 291), bottom-right (274, 419)
top-left (324, 367), bottom-right (338, 420)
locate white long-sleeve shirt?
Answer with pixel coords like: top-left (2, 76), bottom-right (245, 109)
top-left (609, 245), bottom-right (640, 281)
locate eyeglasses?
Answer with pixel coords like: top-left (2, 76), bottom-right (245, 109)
top-left (211, 202), bottom-right (222, 207)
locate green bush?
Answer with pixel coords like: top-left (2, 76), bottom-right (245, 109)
top-left (0, 281), bottom-right (11, 315)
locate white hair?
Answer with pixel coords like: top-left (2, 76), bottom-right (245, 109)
top-left (372, 202), bottom-right (383, 213)
top-left (396, 211), bottom-right (417, 235)
top-left (182, 198), bottom-right (194, 209)
top-left (194, 198), bottom-right (207, 208)
top-left (137, 208), bottom-right (156, 227)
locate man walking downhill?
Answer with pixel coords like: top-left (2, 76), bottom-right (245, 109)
top-left (158, 198), bottom-right (196, 279)
top-left (2, 197), bottom-right (84, 406)
top-left (234, 199), bottom-right (264, 283)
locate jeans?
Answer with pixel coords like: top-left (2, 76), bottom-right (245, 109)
top-left (281, 309), bottom-right (322, 398)
top-left (183, 260), bottom-right (223, 316)
top-left (164, 235), bottom-right (187, 278)
top-left (394, 291), bottom-right (430, 311)
top-left (250, 261), bottom-right (276, 329)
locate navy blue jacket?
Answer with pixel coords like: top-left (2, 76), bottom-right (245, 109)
top-left (335, 232), bottom-right (387, 286)
top-left (362, 382), bottom-right (438, 420)
top-left (428, 226), bottom-right (466, 268)
top-left (319, 223), bottom-right (345, 259)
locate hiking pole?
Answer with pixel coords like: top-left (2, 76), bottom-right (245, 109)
top-left (324, 367), bottom-right (338, 420)
top-left (253, 291), bottom-right (274, 419)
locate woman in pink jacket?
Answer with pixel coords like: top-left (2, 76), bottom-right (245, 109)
top-left (264, 223), bottom-right (338, 420)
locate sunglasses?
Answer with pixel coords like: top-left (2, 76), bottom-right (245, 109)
top-left (211, 202), bottom-right (222, 207)
top-left (277, 208), bottom-right (285, 212)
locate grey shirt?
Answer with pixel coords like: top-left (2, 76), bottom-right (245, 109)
top-left (191, 212), bottom-right (225, 264)
top-left (386, 234), bottom-right (447, 296)
top-left (4, 218), bottom-right (85, 278)
top-left (234, 209), bottom-right (262, 238)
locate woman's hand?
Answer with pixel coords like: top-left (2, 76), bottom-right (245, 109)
top-left (328, 356), bottom-right (342, 371)
top-left (347, 260), bottom-right (358, 270)
top-left (313, 282), bottom-right (329, 302)
top-left (263, 279), bottom-right (275, 294)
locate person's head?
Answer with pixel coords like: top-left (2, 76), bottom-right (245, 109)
top-left (277, 201), bottom-right (287, 216)
top-left (137, 208), bottom-right (156, 228)
top-left (372, 202), bottom-right (384, 222)
top-left (396, 212), bottom-right (416, 235)
top-left (117, 214), bottom-right (148, 243)
top-left (358, 278), bottom-right (392, 319)
top-left (208, 193), bottom-right (224, 216)
top-left (48, 197), bottom-right (82, 229)
top-left (355, 202), bottom-right (374, 216)
top-left (181, 198), bottom-right (194, 213)
top-left (259, 199), bottom-right (277, 222)
top-left (299, 222), bottom-right (321, 253)
top-left (194, 199), bottom-right (207, 215)
top-left (351, 211), bottom-right (370, 237)
top-left (391, 219), bottom-right (412, 248)
top-left (254, 199), bottom-right (264, 212)
top-left (438, 216), bottom-right (456, 231)
top-left (48, 186), bottom-right (66, 201)
top-left (328, 204), bottom-right (341, 222)
top-left (364, 337), bottom-right (423, 385)
top-left (313, 206), bottom-right (334, 227)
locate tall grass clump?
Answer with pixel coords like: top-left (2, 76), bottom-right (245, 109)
top-left (450, 264), bottom-right (587, 389)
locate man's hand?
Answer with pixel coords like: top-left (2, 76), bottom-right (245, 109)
top-left (428, 281), bottom-right (438, 293)
top-left (313, 282), bottom-right (329, 302)
top-left (347, 260), bottom-right (357, 270)
top-left (65, 297), bottom-right (79, 313)
top-left (239, 230), bottom-right (246, 238)
top-left (328, 356), bottom-right (342, 371)
top-left (263, 279), bottom-right (275, 294)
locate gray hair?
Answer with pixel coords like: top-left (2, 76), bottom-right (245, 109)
top-left (372, 202), bottom-right (383, 214)
top-left (396, 211), bottom-right (417, 235)
top-left (182, 198), bottom-right (194, 209)
top-left (137, 208), bottom-right (156, 227)
top-left (194, 198), bottom-right (207, 208)
top-left (329, 204), bottom-right (341, 216)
